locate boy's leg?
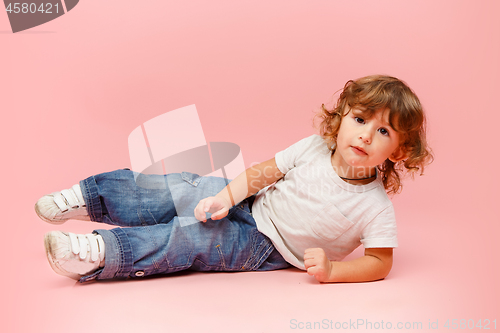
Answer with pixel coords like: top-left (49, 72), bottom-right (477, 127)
top-left (39, 169), bottom-right (228, 227)
top-left (82, 170), bottom-right (229, 227)
top-left (88, 216), bottom-right (269, 281)
top-left (47, 197), bottom-right (288, 282)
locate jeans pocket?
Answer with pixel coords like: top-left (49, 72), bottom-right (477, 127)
top-left (181, 171), bottom-right (202, 187)
top-left (242, 229), bottom-right (274, 270)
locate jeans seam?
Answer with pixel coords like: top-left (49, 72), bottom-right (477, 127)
top-left (215, 244), bottom-right (226, 270)
top-left (112, 234), bottom-right (121, 277)
top-left (81, 178), bottom-right (94, 219)
top-left (80, 176), bottom-right (103, 222)
top-left (252, 244), bottom-right (274, 270)
top-left (147, 209), bottom-right (158, 224)
top-left (240, 230), bottom-right (257, 269)
top-left (164, 223), bottom-right (194, 269)
top-left (138, 220), bottom-right (161, 272)
top-left (166, 252), bottom-right (193, 269)
top-left (111, 229), bottom-right (134, 278)
top-left (137, 209), bottom-right (145, 226)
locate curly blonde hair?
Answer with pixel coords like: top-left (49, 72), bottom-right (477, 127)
top-left (316, 75), bottom-right (433, 194)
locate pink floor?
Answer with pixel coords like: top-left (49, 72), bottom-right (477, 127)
top-left (1, 1), bottom-right (499, 332)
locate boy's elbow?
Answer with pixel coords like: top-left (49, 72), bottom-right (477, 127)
top-left (379, 259), bottom-right (393, 280)
top-left (365, 247), bottom-right (393, 280)
top-left (371, 257), bottom-right (392, 281)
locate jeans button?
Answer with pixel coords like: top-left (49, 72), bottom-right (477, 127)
top-left (134, 271), bottom-right (145, 277)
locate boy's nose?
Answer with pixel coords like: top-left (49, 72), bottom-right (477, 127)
top-left (359, 131), bottom-right (372, 144)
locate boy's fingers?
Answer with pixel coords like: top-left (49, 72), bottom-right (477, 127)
top-left (211, 208), bottom-right (228, 220)
top-left (203, 198), bottom-right (213, 212)
top-left (304, 248), bottom-right (317, 257)
top-left (304, 258), bottom-right (316, 269)
top-left (194, 200), bottom-right (208, 221)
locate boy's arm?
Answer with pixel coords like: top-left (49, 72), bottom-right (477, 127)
top-left (194, 158), bottom-right (284, 221)
top-left (304, 247), bottom-right (393, 283)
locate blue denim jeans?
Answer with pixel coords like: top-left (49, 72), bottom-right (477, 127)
top-left (77, 169), bottom-right (290, 282)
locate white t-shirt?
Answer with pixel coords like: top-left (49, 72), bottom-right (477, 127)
top-left (252, 135), bottom-right (398, 269)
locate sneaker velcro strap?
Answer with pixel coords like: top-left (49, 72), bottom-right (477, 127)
top-left (88, 233), bottom-right (105, 262)
top-left (53, 193), bottom-right (70, 212)
top-left (60, 189), bottom-right (81, 209)
top-left (71, 184), bottom-right (86, 207)
top-left (68, 232), bottom-right (105, 262)
top-left (68, 232), bottom-right (81, 256)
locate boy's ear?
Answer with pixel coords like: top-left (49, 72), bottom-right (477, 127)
top-left (388, 147), bottom-right (408, 163)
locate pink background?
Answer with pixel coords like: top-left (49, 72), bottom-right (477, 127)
top-left (1, 0), bottom-right (498, 332)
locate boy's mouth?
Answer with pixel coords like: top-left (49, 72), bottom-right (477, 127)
top-left (351, 146), bottom-right (368, 155)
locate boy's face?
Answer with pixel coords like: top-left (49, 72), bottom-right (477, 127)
top-left (333, 107), bottom-right (406, 171)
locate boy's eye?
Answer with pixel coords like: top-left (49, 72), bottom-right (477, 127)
top-left (378, 128), bottom-right (389, 136)
top-left (354, 117), bottom-right (365, 124)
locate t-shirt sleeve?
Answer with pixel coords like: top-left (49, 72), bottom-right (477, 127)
top-left (360, 204), bottom-right (398, 248)
top-left (275, 135), bottom-right (320, 175)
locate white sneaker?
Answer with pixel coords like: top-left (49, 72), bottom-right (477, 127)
top-left (44, 231), bottom-right (105, 280)
top-left (35, 184), bottom-right (90, 224)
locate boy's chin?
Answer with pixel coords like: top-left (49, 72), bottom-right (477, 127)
top-left (345, 161), bottom-right (379, 171)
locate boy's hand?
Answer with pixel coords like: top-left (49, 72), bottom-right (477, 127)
top-left (304, 248), bottom-right (332, 283)
top-left (194, 196), bottom-right (231, 222)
